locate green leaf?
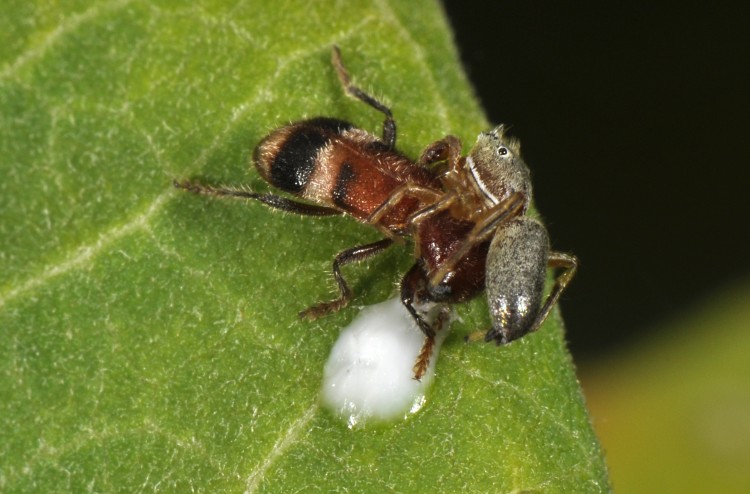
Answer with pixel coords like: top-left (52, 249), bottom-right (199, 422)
top-left (0, 1), bottom-right (609, 492)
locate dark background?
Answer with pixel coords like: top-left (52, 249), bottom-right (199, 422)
top-left (442, 1), bottom-right (750, 360)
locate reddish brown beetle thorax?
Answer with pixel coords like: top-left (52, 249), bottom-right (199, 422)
top-left (416, 211), bottom-right (489, 303)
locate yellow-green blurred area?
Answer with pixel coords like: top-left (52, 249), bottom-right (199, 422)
top-left (580, 281), bottom-right (750, 492)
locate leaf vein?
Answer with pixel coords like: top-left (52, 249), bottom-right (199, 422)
top-left (0, 0), bottom-right (136, 81)
top-left (243, 404), bottom-right (317, 494)
top-left (0, 193), bottom-right (166, 310)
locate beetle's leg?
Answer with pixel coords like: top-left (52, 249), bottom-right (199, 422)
top-left (366, 182), bottom-right (443, 227)
top-left (427, 191), bottom-right (527, 288)
top-left (413, 333), bottom-right (435, 381)
top-left (332, 45), bottom-right (397, 149)
top-left (173, 180), bottom-right (342, 217)
top-left (407, 191), bottom-right (457, 229)
top-left (401, 265), bottom-right (452, 380)
top-left (300, 238), bottom-right (395, 320)
top-left (400, 263), bottom-right (436, 339)
top-left (412, 305), bottom-right (451, 381)
top-left (527, 252), bottom-right (578, 331)
top-left (366, 172), bottom-right (459, 236)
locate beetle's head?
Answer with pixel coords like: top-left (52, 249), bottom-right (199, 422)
top-left (466, 125), bottom-right (531, 208)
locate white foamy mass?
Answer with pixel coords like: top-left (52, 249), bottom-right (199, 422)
top-left (321, 297), bottom-right (449, 428)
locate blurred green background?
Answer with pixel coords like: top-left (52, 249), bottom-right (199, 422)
top-left (444, 1), bottom-right (750, 491)
top-left (582, 282), bottom-right (750, 492)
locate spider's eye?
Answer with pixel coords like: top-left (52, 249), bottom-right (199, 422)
top-left (498, 146), bottom-right (508, 156)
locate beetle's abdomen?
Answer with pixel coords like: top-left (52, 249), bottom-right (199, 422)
top-left (253, 118), bottom-right (439, 230)
top-left (485, 217), bottom-right (549, 344)
top-left (418, 211), bottom-right (490, 303)
top-left (254, 117), bottom-right (355, 194)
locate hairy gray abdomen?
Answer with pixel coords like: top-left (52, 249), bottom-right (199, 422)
top-left (485, 217), bottom-right (549, 344)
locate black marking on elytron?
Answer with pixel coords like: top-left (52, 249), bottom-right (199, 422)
top-left (332, 162), bottom-right (356, 210)
top-left (271, 130), bottom-right (329, 193)
top-left (305, 117), bottom-right (354, 134)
